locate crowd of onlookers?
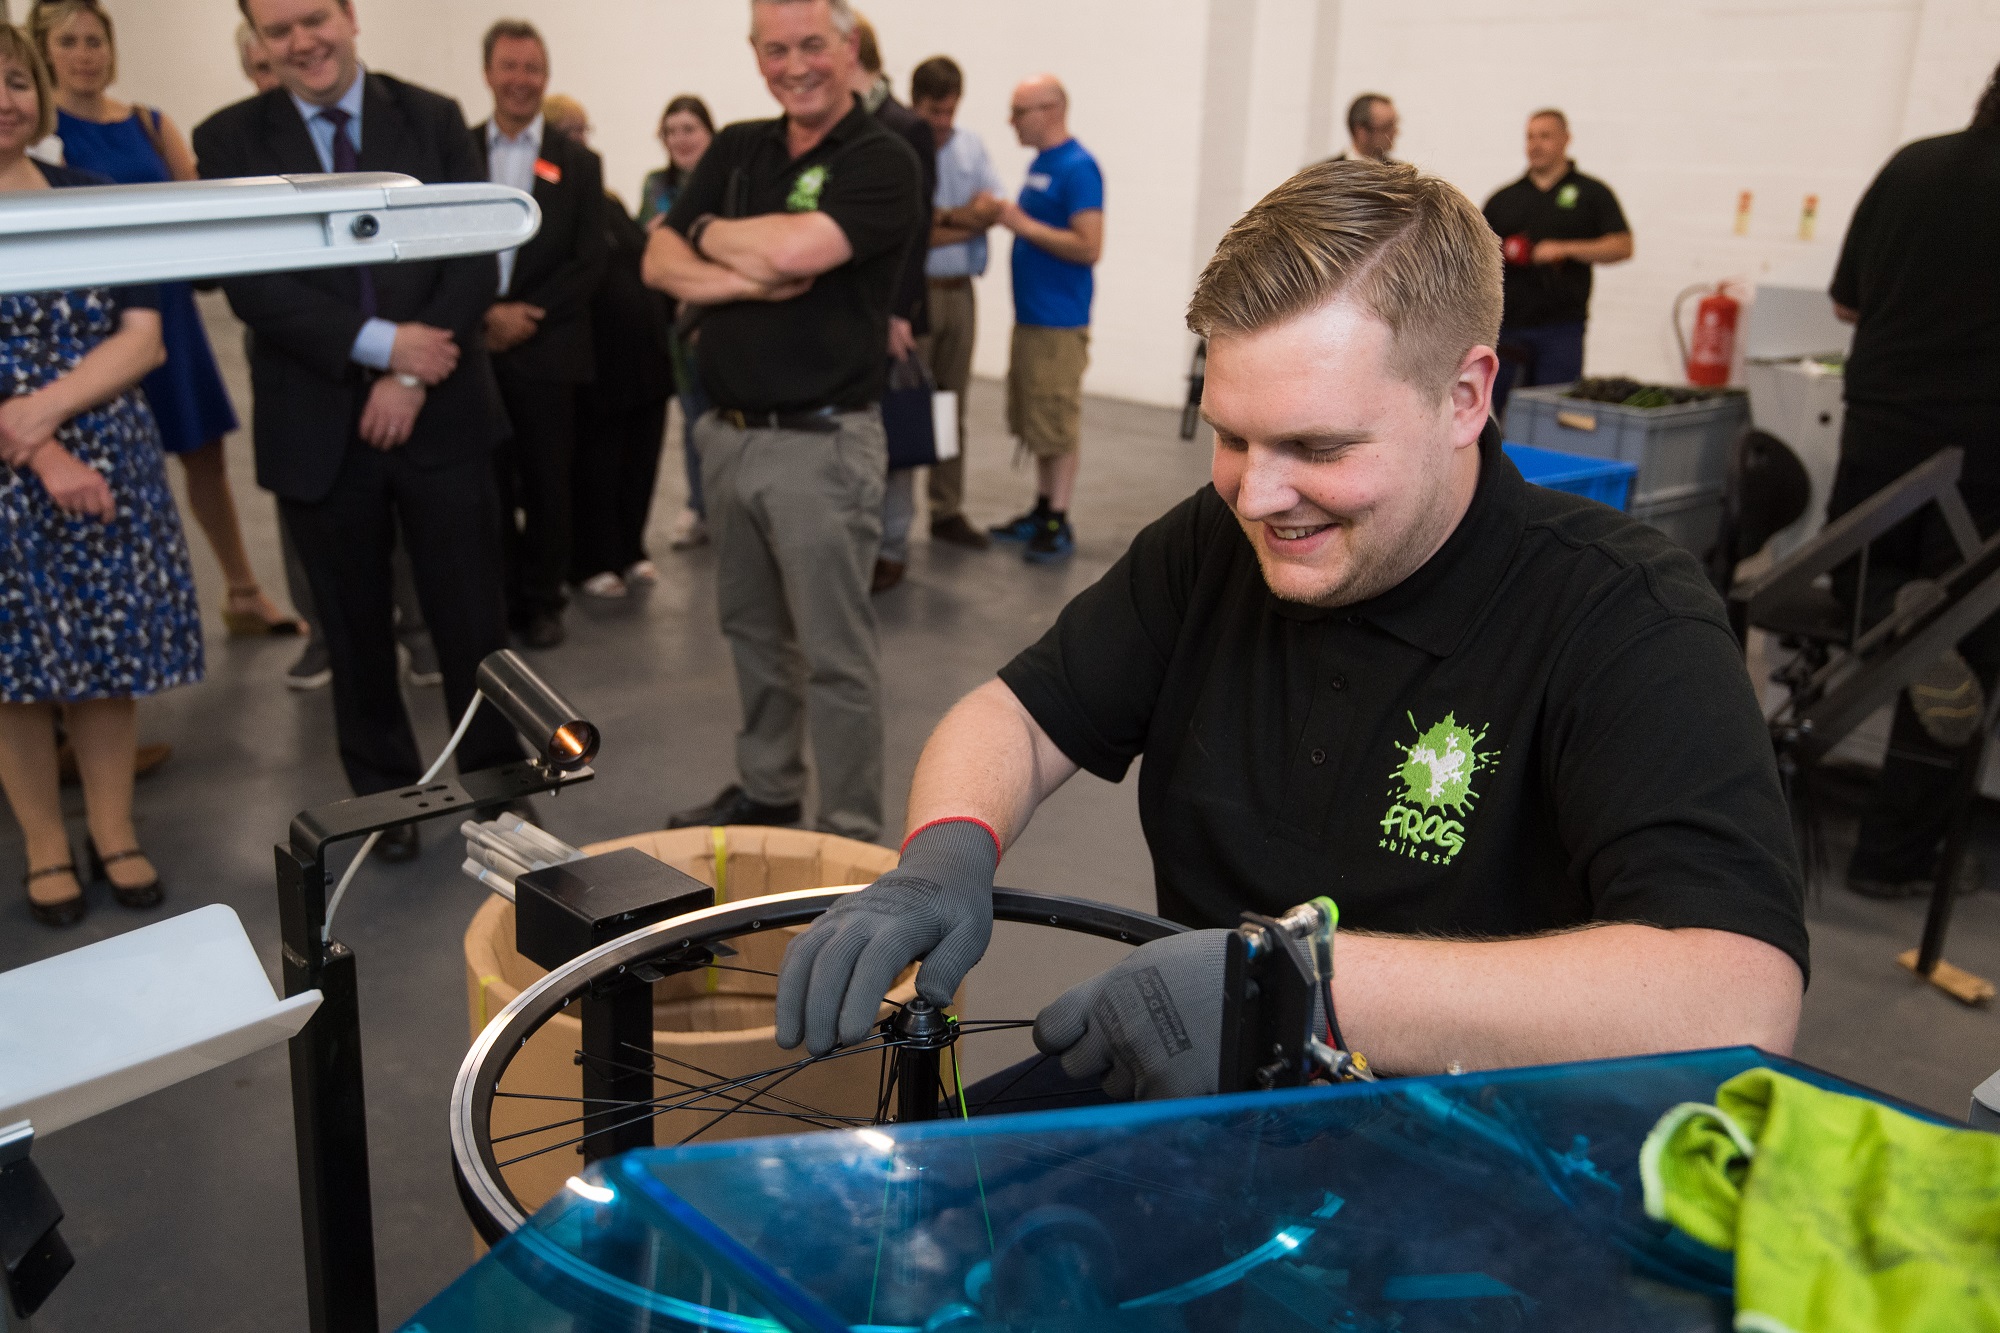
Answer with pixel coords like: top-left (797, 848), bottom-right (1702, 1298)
top-left (0, 0), bottom-right (1112, 924)
top-left (2, 0), bottom-right (1654, 927)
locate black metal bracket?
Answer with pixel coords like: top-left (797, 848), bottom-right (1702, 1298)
top-left (1, 1122), bottom-right (71, 1327)
top-left (278, 759), bottom-right (593, 1333)
top-left (1746, 447), bottom-right (2000, 1001)
top-left (1217, 912), bottom-right (1318, 1094)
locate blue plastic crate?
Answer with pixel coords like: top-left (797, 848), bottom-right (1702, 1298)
top-left (1503, 441), bottom-right (1638, 512)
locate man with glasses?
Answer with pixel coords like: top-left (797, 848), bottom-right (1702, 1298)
top-left (986, 75), bottom-right (1104, 564)
top-left (1338, 93), bottom-right (1398, 164)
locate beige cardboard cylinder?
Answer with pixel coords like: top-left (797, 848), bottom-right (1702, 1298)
top-left (464, 826), bottom-right (909, 1215)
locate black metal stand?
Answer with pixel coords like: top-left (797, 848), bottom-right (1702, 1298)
top-left (578, 980), bottom-right (657, 1166)
top-left (1, 1122), bottom-right (70, 1331)
top-left (278, 759), bottom-right (592, 1333)
top-left (1738, 448), bottom-right (1999, 1005)
top-left (1179, 339), bottom-right (1207, 441)
top-left (1901, 689), bottom-right (2000, 1003)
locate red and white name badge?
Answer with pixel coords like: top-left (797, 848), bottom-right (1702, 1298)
top-left (532, 158), bottom-right (562, 185)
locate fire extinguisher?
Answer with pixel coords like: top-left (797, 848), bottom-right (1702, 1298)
top-left (1674, 282), bottom-right (1742, 387)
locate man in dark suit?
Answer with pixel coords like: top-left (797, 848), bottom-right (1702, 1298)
top-left (198, 0), bottom-right (520, 859)
top-left (472, 20), bottom-right (606, 649)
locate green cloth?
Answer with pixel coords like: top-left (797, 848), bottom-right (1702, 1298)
top-left (1641, 1067), bottom-right (2000, 1333)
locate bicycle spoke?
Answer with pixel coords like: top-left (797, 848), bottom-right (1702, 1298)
top-left (702, 963), bottom-right (781, 981)
top-left (495, 1036), bottom-right (913, 1166)
top-left (620, 1039), bottom-right (865, 1127)
top-left (608, 1040), bottom-right (884, 1128)
top-left (960, 1049), bottom-right (1053, 1113)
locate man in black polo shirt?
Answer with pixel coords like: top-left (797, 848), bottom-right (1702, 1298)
top-left (1482, 109), bottom-right (1632, 419)
top-left (644, 0), bottom-right (924, 842)
top-left (773, 159), bottom-right (1805, 1097)
top-left (1824, 64), bottom-right (2000, 898)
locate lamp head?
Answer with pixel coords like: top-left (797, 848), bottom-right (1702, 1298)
top-left (475, 650), bottom-right (599, 772)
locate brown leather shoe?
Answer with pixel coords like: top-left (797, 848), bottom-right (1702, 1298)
top-left (871, 558), bottom-right (906, 594)
top-left (929, 514), bottom-right (990, 550)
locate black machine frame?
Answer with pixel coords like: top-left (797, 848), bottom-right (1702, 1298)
top-left (277, 759), bottom-right (593, 1333)
top-left (1733, 447), bottom-right (2000, 1001)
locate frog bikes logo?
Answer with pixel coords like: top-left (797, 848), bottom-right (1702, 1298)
top-left (787, 165), bottom-right (830, 213)
top-left (1379, 712), bottom-right (1497, 867)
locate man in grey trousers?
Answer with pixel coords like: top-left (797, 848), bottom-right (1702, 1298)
top-left (645, 0), bottom-right (925, 841)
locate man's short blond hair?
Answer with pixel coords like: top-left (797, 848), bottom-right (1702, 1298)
top-left (1187, 158), bottom-right (1502, 397)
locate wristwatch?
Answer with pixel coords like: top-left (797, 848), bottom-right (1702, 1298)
top-left (395, 373), bottom-right (423, 389)
top-left (688, 213), bottom-right (717, 258)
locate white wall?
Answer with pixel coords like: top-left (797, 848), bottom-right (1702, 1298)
top-left (103, 0), bottom-right (2000, 406)
top-left (1314, 0), bottom-right (2000, 385)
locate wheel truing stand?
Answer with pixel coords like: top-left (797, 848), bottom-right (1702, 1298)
top-left (278, 760), bottom-right (593, 1333)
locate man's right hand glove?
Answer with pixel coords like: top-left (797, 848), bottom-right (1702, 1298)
top-left (774, 819), bottom-right (1000, 1056)
top-left (1032, 929), bottom-right (1229, 1102)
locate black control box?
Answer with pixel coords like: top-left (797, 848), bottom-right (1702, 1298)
top-left (514, 848), bottom-right (714, 972)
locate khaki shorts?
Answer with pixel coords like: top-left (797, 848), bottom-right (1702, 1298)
top-left (1006, 324), bottom-right (1090, 459)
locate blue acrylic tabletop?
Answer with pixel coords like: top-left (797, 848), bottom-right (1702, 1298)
top-left (404, 1047), bottom-right (1930, 1333)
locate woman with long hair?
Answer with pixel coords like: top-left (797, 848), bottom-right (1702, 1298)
top-left (638, 94), bottom-right (715, 553)
top-left (32, 0), bottom-right (298, 637)
top-left (0, 23), bottom-right (202, 927)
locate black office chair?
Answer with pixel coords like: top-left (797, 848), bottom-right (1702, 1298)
top-left (1709, 428), bottom-right (1823, 643)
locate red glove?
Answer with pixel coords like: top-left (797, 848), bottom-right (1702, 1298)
top-left (1502, 233), bottom-right (1533, 267)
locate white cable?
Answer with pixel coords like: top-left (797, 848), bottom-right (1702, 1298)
top-left (322, 693), bottom-right (486, 945)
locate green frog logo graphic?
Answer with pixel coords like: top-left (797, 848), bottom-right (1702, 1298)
top-left (787, 165), bottom-right (829, 212)
top-left (1379, 712), bottom-right (1497, 866)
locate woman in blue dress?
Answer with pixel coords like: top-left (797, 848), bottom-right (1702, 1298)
top-left (34, 0), bottom-right (299, 636)
top-left (0, 25), bottom-right (202, 927)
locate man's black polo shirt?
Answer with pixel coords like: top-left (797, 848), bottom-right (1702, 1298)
top-left (665, 96), bottom-right (924, 414)
top-left (999, 424), bottom-right (1809, 979)
top-left (1483, 163), bottom-right (1629, 329)
top-left (1830, 127), bottom-right (2000, 483)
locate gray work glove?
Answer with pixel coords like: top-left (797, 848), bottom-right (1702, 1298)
top-left (775, 819), bottom-right (998, 1056)
top-left (1033, 929), bottom-right (1230, 1102)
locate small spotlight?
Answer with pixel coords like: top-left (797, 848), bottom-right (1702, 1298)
top-left (476, 650), bottom-right (600, 771)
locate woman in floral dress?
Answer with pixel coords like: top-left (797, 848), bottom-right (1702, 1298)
top-left (0, 25), bottom-right (201, 927)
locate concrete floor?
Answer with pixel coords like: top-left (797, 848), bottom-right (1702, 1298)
top-left (3, 295), bottom-right (1996, 1331)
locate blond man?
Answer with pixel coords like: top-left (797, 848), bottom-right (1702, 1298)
top-left (774, 159), bottom-right (1806, 1102)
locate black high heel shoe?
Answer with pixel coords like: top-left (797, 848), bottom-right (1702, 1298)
top-left (26, 863), bottom-right (88, 928)
top-left (86, 836), bottom-right (164, 909)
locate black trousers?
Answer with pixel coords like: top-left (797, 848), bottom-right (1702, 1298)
top-left (495, 372), bottom-right (579, 622)
top-left (570, 394), bottom-right (670, 581)
top-left (281, 446), bottom-right (520, 796)
top-left (1828, 439), bottom-right (2000, 879)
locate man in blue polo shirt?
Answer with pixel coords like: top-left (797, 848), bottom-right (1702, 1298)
top-left (986, 74), bottom-right (1104, 563)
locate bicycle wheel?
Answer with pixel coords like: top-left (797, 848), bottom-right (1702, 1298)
top-left (452, 885), bottom-right (1183, 1241)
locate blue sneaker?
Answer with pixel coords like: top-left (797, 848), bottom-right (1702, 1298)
top-left (1024, 518), bottom-right (1075, 563)
top-left (988, 507), bottom-right (1045, 543)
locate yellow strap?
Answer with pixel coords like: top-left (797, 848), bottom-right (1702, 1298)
top-left (706, 827), bottom-right (729, 992)
top-left (711, 826), bottom-right (730, 903)
top-left (476, 974), bottom-right (502, 1028)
